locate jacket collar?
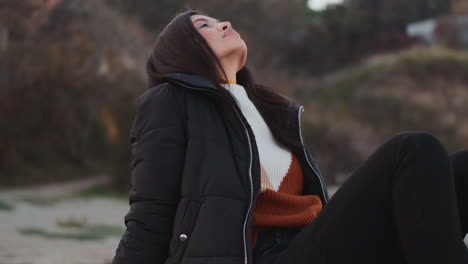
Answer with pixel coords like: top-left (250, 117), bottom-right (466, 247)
top-left (162, 72), bottom-right (300, 108)
top-left (162, 72), bottom-right (217, 90)
top-left (162, 72), bottom-right (301, 127)
top-left (161, 71), bottom-right (302, 136)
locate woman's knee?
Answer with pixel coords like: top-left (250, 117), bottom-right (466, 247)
top-left (394, 131), bottom-right (446, 155)
top-left (388, 132), bottom-right (452, 186)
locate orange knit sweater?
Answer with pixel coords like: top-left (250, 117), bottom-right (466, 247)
top-left (220, 79), bottom-right (323, 248)
top-left (251, 152), bottom-right (323, 248)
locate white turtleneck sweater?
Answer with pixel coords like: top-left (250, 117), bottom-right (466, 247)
top-left (220, 82), bottom-right (292, 192)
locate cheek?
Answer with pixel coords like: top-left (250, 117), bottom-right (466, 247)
top-left (203, 33), bottom-right (221, 50)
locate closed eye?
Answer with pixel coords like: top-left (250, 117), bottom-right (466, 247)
top-left (198, 23), bottom-right (208, 29)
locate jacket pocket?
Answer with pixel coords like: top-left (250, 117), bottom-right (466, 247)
top-left (167, 199), bottom-right (202, 263)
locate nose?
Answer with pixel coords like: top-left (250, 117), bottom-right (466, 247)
top-left (220, 21), bottom-right (232, 31)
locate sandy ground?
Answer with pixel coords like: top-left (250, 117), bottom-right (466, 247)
top-left (0, 180), bottom-right (466, 264)
top-left (0, 198), bottom-right (128, 264)
top-left (0, 177), bottom-right (129, 264)
top-left (0, 176), bottom-right (110, 200)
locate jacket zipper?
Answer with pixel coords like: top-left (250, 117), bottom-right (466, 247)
top-left (169, 80), bottom-right (254, 264)
top-left (298, 105), bottom-right (328, 203)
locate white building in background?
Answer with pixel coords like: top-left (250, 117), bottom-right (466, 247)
top-left (307, 0), bottom-right (344, 11)
top-left (406, 19), bottom-right (437, 45)
top-left (406, 0), bottom-right (468, 47)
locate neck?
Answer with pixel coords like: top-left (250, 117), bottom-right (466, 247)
top-left (219, 56), bottom-right (240, 84)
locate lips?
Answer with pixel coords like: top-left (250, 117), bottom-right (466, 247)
top-left (223, 28), bottom-right (238, 38)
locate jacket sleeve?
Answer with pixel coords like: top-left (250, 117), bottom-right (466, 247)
top-left (112, 84), bottom-right (187, 264)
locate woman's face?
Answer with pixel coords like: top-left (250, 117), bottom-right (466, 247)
top-left (191, 14), bottom-right (247, 70)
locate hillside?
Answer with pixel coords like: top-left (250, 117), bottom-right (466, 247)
top-left (298, 47), bottom-right (468, 184)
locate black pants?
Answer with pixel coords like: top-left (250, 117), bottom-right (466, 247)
top-left (253, 132), bottom-right (468, 264)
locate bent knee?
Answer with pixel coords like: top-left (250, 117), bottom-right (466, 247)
top-left (395, 131), bottom-right (446, 154)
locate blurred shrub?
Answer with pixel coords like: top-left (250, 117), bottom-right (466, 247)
top-left (0, 0), bottom-right (145, 188)
top-left (302, 47), bottom-right (468, 184)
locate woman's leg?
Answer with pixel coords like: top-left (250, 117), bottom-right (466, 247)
top-left (276, 132), bottom-right (468, 264)
top-left (451, 150), bottom-right (468, 237)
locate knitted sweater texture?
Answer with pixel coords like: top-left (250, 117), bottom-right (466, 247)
top-left (220, 82), bottom-right (323, 248)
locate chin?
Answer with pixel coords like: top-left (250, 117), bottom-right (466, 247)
top-left (219, 42), bottom-right (246, 56)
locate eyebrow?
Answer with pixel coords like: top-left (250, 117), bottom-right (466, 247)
top-left (192, 18), bottom-right (221, 24)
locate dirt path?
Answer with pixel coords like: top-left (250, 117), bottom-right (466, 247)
top-left (0, 175), bottom-right (110, 200)
top-left (0, 177), bottom-right (129, 264)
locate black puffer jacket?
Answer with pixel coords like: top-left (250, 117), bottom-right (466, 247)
top-left (112, 72), bottom-right (329, 264)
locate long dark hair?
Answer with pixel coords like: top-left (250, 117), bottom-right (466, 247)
top-left (146, 9), bottom-right (303, 154)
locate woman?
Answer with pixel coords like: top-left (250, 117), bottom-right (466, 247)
top-left (112, 9), bottom-right (468, 264)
